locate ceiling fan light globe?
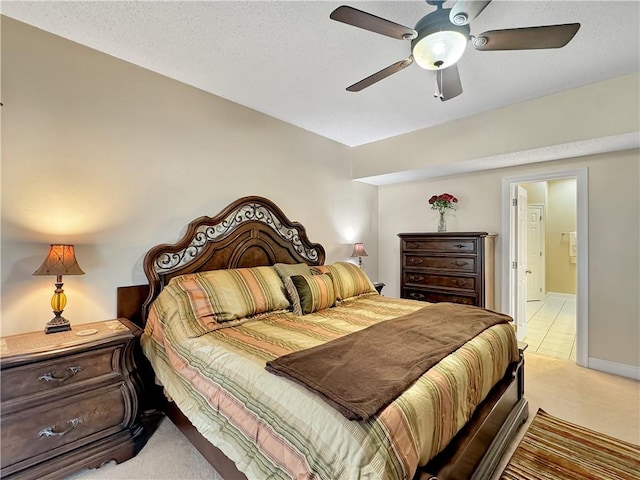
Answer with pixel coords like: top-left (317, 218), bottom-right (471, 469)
top-left (413, 30), bottom-right (468, 70)
top-left (451, 13), bottom-right (468, 26)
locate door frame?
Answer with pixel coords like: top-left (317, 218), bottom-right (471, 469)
top-left (501, 167), bottom-right (588, 367)
top-left (510, 184), bottom-right (528, 341)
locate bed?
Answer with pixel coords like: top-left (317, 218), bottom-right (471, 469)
top-left (117, 195), bottom-right (528, 480)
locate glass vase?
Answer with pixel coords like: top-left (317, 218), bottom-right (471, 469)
top-left (438, 211), bottom-right (447, 232)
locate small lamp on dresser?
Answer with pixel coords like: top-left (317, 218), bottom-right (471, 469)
top-left (33, 244), bottom-right (85, 334)
top-left (350, 242), bottom-right (368, 270)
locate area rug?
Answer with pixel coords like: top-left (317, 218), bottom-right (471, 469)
top-left (500, 408), bottom-right (640, 480)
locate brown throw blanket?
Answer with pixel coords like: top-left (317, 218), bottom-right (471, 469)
top-left (266, 302), bottom-right (512, 421)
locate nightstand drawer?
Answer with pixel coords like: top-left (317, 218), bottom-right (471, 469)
top-left (403, 254), bottom-right (477, 273)
top-left (403, 272), bottom-right (476, 292)
top-left (1, 347), bottom-right (121, 403)
top-left (403, 238), bottom-right (477, 253)
top-left (0, 386), bottom-right (125, 468)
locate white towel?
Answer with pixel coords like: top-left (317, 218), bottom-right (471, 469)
top-left (568, 232), bottom-right (577, 264)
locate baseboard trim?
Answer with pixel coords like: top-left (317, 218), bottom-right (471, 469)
top-left (545, 292), bottom-right (577, 300)
top-left (588, 357), bottom-right (640, 380)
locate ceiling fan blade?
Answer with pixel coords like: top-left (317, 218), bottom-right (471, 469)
top-left (330, 6), bottom-right (417, 40)
top-left (347, 58), bottom-right (414, 92)
top-left (449, 0), bottom-right (491, 26)
top-left (436, 64), bottom-right (463, 101)
top-left (473, 23), bottom-right (581, 51)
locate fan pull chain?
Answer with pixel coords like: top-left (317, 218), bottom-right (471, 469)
top-left (434, 69), bottom-right (444, 99)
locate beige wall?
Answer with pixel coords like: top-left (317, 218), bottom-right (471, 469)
top-left (520, 182), bottom-right (547, 205)
top-left (377, 150), bottom-right (640, 369)
top-left (521, 180), bottom-right (578, 296)
top-left (351, 73), bottom-right (639, 179)
top-left (0, 17), bottom-right (378, 336)
top-left (546, 179), bottom-right (577, 295)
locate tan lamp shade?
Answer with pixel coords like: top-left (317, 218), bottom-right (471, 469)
top-left (350, 243), bottom-right (368, 258)
top-left (33, 244), bottom-right (85, 277)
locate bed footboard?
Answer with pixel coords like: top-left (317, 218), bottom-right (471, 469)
top-left (420, 352), bottom-right (528, 480)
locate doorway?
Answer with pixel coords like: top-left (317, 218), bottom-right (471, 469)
top-left (501, 168), bottom-right (589, 367)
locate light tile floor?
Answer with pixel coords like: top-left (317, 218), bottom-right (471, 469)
top-left (523, 295), bottom-right (576, 361)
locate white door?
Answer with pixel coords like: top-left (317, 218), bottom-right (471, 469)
top-left (527, 205), bottom-right (545, 301)
top-left (510, 184), bottom-right (528, 340)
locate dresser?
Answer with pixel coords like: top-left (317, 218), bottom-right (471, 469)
top-left (0, 319), bottom-right (146, 480)
top-left (399, 232), bottom-right (496, 308)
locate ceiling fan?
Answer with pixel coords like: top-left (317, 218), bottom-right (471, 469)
top-left (330, 0), bottom-right (580, 100)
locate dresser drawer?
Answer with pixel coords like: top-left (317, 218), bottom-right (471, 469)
top-left (403, 254), bottom-right (477, 273)
top-left (402, 288), bottom-right (477, 305)
top-left (0, 386), bottom-right (126, 468)
top-left (403, 238), bottom-right (477, 253)
top-left (403, 272), bottom-right (476, 292)
top-left (1, 347), bottom-right (121, 403)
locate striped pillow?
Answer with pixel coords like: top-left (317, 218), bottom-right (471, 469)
top-left (310, 265), bottom-right (330, 275)
top-left (175, 266), bottom-right (290, 326)
top-left (313, 262), bottom-right (376, 301)
top-left (285, 274), bottom-right (337, 315)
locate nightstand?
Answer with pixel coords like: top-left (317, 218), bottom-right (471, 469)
top-left (373, 282), bottom-right (385, 294)
top-left (0, 319), bottom-right (146, 480)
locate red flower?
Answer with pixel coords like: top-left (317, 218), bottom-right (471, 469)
top-left (428, 193), bottom-right (458, 212)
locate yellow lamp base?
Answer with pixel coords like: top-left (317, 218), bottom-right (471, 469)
top-left (45, 281), bottom-right (72, 334)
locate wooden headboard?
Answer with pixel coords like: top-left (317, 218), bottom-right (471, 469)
top-left (117, 196), bottom-right (325, 326)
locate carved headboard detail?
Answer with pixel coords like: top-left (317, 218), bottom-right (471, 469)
top-left (139, 196), bottom-right (326, 322)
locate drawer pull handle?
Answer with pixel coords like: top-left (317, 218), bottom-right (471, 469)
top-left (38, 418), bottom-right (82, 438)
top-left (407, 243), bottom-right (419, 249)
top-left (453, 244), bottom-right (466, 249)
top-left (452, 260), bottom-right (469, 267)
top-left (408, 275), bottom-right (424, 282)
top-left (451, 279), bottom-right (468, 286)
top-left (409, 293), bottom-right (425, 300)
top-left (409, 258), bottom-right (424, 265)
top-left (39, 366), bottom-right (82, 383)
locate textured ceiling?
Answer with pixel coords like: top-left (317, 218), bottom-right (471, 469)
top-left (2, 1), bottom-right (639, 147)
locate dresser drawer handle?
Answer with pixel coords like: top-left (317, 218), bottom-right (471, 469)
top-left (453, 244), bottom-right (466, 249)
top-left (451, 279), bottom-right (469, 286)
top-left (452, 260), bottom-right (469, 267)
top-left (407, 243), bottom-right (419, 249)
top-left (38, 418), bottom-right (82, 438)
top-left (409, 293), bottom-right (425, 300)
top-left (409, 258), bottom-right (424, 265)
top-left (408, 275), bottom-right (424, 282)
top-left (39, 366), bottom-right (82, 383)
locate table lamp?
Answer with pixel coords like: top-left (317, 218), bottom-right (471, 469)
top-left (350, 242), bottom-right (368, 270)
top-left (33, 244), bottom-right (85, 334)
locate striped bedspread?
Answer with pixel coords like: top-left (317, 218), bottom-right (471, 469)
top-left (142, 290), bottom-right (519, 480)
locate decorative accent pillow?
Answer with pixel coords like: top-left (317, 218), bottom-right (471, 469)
top-left (175, 266), bottom-right (290, 325)
top-left (285, 274), bottom-right (337, 315)
top-left (313, 262), bottom-right (376, 301)
top-left (273, 263), bottom-right (313, 310)
top-left (273, 262), bottom-right (312, 280)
